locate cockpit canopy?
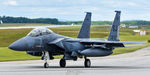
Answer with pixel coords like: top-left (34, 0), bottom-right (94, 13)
top-left (28, 27), bottom-right (53, 37)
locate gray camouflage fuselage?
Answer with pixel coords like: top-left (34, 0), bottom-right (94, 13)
top-left (9, 31), bottom-right (112, 57)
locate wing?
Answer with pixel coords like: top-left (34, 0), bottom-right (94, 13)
top-left (65, 38), bottom-right (145, 48)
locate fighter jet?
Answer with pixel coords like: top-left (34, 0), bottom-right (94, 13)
top-left (8, 11), bottom-right (144, 68)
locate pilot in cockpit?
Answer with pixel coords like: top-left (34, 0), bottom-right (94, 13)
top-left (28, 27), bottom-right (53, 37)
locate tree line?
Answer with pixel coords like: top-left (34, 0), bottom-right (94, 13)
top-left (0, 16), bottom-right (59, 24)
top-left (0, 16), bottom-right (150, 25)
top-left (61, 20), bottom-right (150, 25)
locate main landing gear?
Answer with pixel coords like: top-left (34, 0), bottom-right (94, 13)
top-left (59, 59), bottom-right (66, 67)
top-left (84, 56), bottom-right (91, 67)
top-left (59, 56), bottom-right (91, 68)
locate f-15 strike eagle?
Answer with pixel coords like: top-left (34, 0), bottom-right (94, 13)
top-left (9, 11), bottom-right (144, 68)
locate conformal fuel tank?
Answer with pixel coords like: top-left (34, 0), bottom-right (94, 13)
top-left (80, 48), bottom-right (113, 57)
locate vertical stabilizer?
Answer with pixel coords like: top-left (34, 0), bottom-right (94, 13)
top-left (77, 12), bottom-right (91, 38)
top-left (108, 11), bottom-right (121, 41)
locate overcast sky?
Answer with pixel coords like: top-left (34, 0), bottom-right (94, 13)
top-left (0, 0), bottom-right (150, 21)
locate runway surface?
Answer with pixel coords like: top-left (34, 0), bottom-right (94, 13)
top-left (0, 25), bottom-right (77, 29)
top-left (0, 46), bottom-right (150, 75)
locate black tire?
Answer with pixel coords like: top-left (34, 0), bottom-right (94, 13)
top-left (60, 59), bottom-right (66, 67)
top-left (44, 62), bottom-right (49, 68)
top-left (73, 56), bottom-right (77, 61)
top-left (84, 59), bottom-right (91, 67)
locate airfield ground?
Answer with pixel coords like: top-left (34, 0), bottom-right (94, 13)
top-left (0, 25), bottom-right (149, 61)
top-left (0, 46), bottom-right (150, 75)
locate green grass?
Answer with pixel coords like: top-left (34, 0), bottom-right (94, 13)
top-left (113, 43), bottom-right (150, 55)
top-left (0, 25), bottom-right (150, 61)
top-left (0, 29), bottom-right (32, 46)
top-left (0, 47), bottom-right (63, 62)
top-left (0, 47), bottom-right (40, 61)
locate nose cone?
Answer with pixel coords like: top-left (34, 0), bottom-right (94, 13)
top-left (9, 37), bottom-right (29, 51)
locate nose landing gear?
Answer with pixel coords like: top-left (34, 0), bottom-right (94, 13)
top-left (44, 62), bottom-right (49, 68)
top-left (43, 51), bottom-right (50, 68)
